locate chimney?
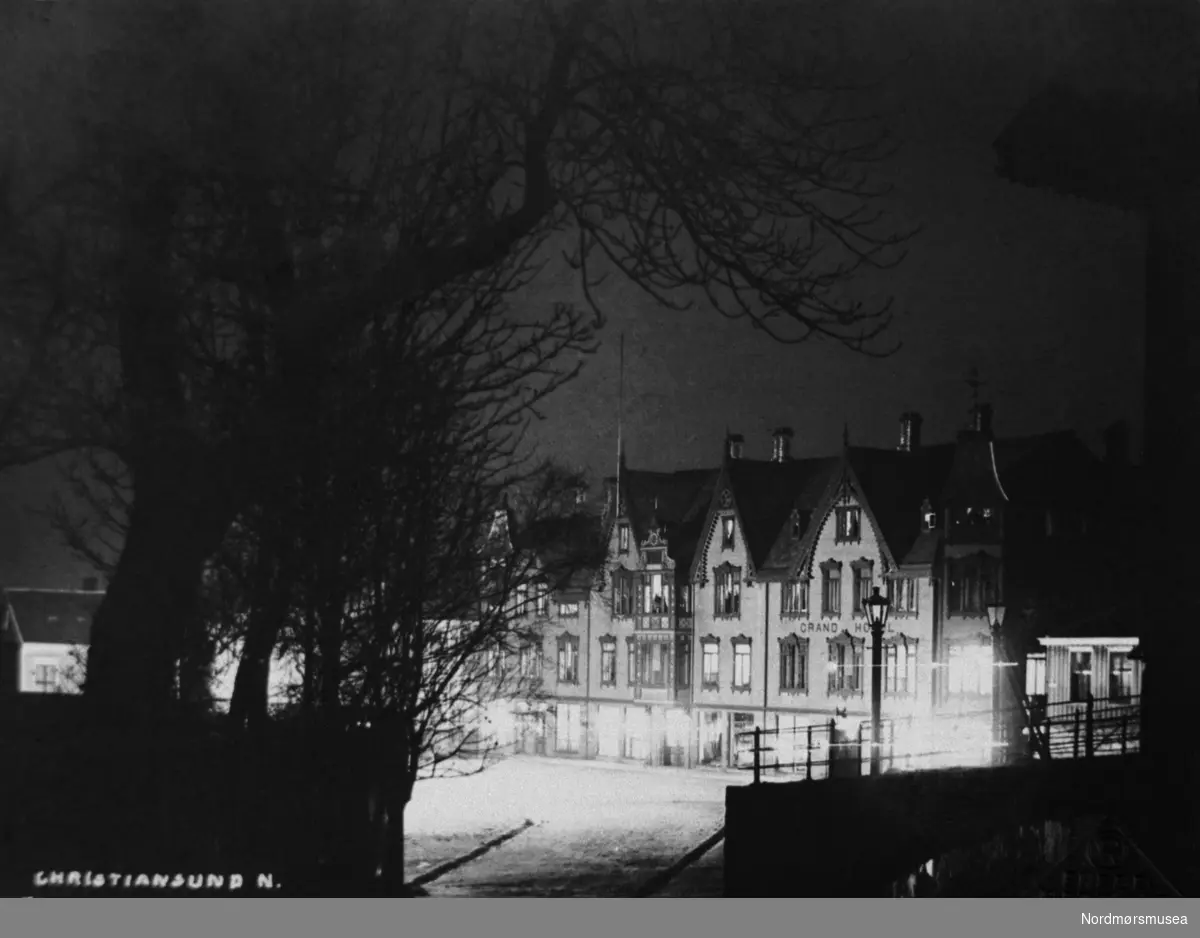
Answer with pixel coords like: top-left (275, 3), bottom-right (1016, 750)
top-left (725, 432), bottom-right (745, 460)
top-left (1104, 419), bottom-right (1130, 466)
top-left (771, 427), bottom-right (794, 463)
top-left (82, 576), bottom-right (99, 592)
top-left (971, 403), bottom-right (994, 439)
top-left (898, 412), bottom-right (923, 452)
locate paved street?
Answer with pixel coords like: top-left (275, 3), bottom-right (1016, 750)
top-left (406, 756), bottom-right (746, 896)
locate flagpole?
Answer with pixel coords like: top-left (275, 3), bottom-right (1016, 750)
top-left (617, 333), bottom-right (625, 512)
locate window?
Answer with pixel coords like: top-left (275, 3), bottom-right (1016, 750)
top-left (732, 638), bottom-right (752, 691)
top-left (946, 642), bottom-right (989, 696)
top-left (535, 587), bottom-right (549, 618)
top-left (642, 572), bottom-right (670, 616)
top-left (821, 560), bottom-right (842, 617)
top-left (827, 634), bottom-right (864, 696)
top-left (781, 579), bottom-right (809, 617)
top-left (558, 602), bottom-right (580, 618)
top-left (556, 634), bottom-right (579, 685)
top-left (701, 639), bottom-right (720, 689)
top-left (714, 564), bottom-right (741, 617)
top-left (644, 549), bottom-right (664, 566)
top-left (851, 561), bottom-right (873, 615)
top-left (637, 642), bottom-right (669, 688)
top-left (677, 641), bottom-right (691, 689)
top-left (884, 637), bottom-right (918, 697)
top-left (835, 506), bottom-right (861, 543)
top-left (1069, 650), bottom-right (1092, 702)
top-left (779, 635), bottom-right (809, 693)
top-left (599, 638), bottom-right (616, 686)
top-left (514, 585), bottom-right (529, 616)
top-left (626, 638), bottom-right (637, 686)
top-left (921, 498), bottom-right (936, 532)
top-left (613, 568), bottom-right (635, 617)
top-left (618, 523), bottom-right (630, 553)
top-left (519, 645), bottom-right (542, 679)
top-left (1109, 652), bottom-right (1134, 700)
top-left (721, 516), bottom-right (736, 551)
top-left (33, 662), bottom-right (58, 693)
top-left (677, 585), bottom-right (692, 615)
top-left (947, 556), bottom-right (1002, 615)
top-left (887, 577), bottom-right (918, 615)
top-left (1026, 652), bottom-right (1046, 697)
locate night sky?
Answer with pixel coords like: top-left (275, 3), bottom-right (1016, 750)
top-left (1, 0), bottom-right (1188, 586)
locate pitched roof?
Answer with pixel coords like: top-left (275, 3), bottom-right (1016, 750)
top-left (3, 588), bottom-right (103, 645)
top-left (621, 467), bottom-right (720, 575)
top-left (516, 511), bottom-right (607, 597)
top-left (731, 457), bottom-right (841, 574)
top-left (845, 444), bottom-right (957, 567)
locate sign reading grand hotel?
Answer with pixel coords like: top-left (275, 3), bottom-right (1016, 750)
top-left (793, 621), bottom-right (892, 636)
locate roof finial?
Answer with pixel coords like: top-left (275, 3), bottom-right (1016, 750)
top-left (966, 365), bottom-right (983, 411)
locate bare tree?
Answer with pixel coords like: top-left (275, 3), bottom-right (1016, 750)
top-left (0, 0), bottom-right (912, 723)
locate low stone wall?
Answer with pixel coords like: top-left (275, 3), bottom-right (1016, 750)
top-left (723, 756), bottom-right (1148, 897)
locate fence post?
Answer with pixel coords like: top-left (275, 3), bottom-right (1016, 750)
top-left (828, 718), bottom-right (836, 780)
top-left (857, 723), bottom-right (865, 777)
top-left (753, 727), bottom-right (761, 785)
top-left (1073, 709), bottom-right (1081, 760)
top-left (806, 724), bottom-right (813, 781)
top-left (1085, 697), bottom-right (1095, 759)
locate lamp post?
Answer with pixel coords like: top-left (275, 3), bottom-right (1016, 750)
top-left (864, 586), bottom-right (891, 777)
top-left (986, 601), bottom-right (1007, 765)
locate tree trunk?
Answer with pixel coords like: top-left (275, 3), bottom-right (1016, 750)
top-left (85, 478), bottom-right (234, 726)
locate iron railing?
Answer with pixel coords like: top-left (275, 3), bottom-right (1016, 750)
top-left (736, 696), bottom-right (1142, 784)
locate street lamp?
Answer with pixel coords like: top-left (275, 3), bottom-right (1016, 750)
top-left (864, 586), bottom-right (891, 777)
top-left (986, 601), bottom-right (1007, 764)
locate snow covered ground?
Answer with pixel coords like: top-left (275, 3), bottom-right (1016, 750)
top-left (405, 756), bottom-right (747, 896)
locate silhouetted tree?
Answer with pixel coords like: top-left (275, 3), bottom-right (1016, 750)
top-left (0, 0), bottom-right (911, 724)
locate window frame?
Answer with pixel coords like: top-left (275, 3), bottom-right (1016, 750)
top-left (1069, 649), bottom-right (1093, 703)
top-left (850, 559), bottom-right (874, 617)
top-left (835, 506), bottom-right (862, 544)
top-left (781, 579), bottom-right (810, 618)
top-left (612, 568), bottom-right (635, 618)
top-left (598, 637), bottom-right (617, 687)
top-left (1108, 651), bottom-right (1134, 701)
top-left (558, 601), bottom-right (580, 618)
top-left (778, 634), bottom-right (809, 694)
top-left (886, 576), bottom-right (919, 616)
top-left (556, 633), bottom-right (579, 685)
top-left (731, 636), bottom-right (753, 693)
top-left (713, 563), bottom-right (742, 619)
top-left (618, 523), bottom-right (630, 553)
top-left (721, 515), bottom-right (736, 551)
top-left (701, 637), bottom-right (720, 690)
top-left (883, 635), bottom-right (918, 698)
top-left (826, 633), bottom-right (864, 697)
top-left (820, 560), bottom-right (843, 618)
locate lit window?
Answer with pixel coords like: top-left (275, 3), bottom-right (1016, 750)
top-left (642, 572), bottom-right (670, 616)
top-left (535, 587), bottom-right (549, 617)
top-left (618, 524), bottom-right (630, 553)
top-left (636, 642), bottom-right (670, 688)
top-left (721, 516), bottom-right (736, 551)
top-left (883, 637), bottom-right (918, 697)
top-left (821, 561), bottom-right (842, 616)
top-left (851, 562), bottom-right (873, 615)
top-left (732, 638), bottom-right (752, 691)
top-left (556, 634), bottom-right (579, 685)
top-left (33, 662), bottom-right (58, 693)
top-left (714, 564), bottom-right (741, 617)
top-left (887, 577), bottom-right (918, 614)
top-left (558, 602), bottom-right (580, 617)
top-left (782, 579), bottom-right (809, 617)
top-left (1109, 652), bottom-right (1134, 700)
top-left (1025, 653), bottom-right (1046, 697)
top-left (827, 634), bottom-right (864, 696)
top-left (612, 569), bottom-right (635, 617)
top-left (701, 639), bottom-right (720, 689)
top-left (599, 638), bottom-right (616, 686)
top-left (835, 507), bottom-right (861, 543)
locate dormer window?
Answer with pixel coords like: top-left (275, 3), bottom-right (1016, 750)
top-left (721, 516), bottom-right (736, 551)
top-left (618, 524), bottom-right (630, 553)
top-left (644, 549), bottom-right (665, 567)
top-left (921, 498), bottom-right (936, 532)
top-left (835, 506), bottom-right (861, 543)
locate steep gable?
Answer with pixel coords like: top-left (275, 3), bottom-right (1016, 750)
top-left (3, 588), bottom-right (103, 646)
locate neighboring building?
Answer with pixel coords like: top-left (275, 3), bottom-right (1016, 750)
top-left (502, 405), bottom-right (1144, 771)
top-left (0, 584), bottom-right (103, 694)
